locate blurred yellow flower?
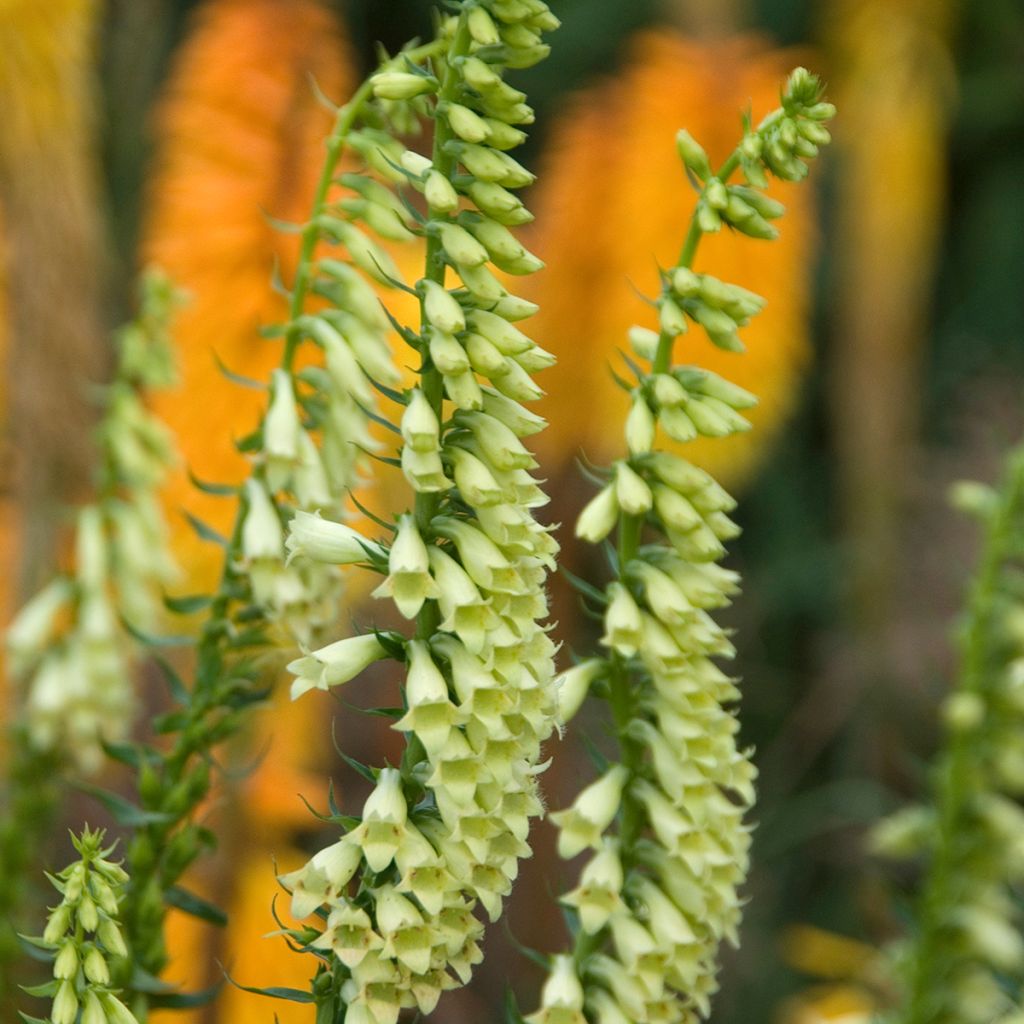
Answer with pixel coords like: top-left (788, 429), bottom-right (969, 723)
top-left (779, 924), bottom-right (883, 1024)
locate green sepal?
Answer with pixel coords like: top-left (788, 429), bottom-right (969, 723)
top-left (504, 987), bottom-right (527, 1024)
top-left (355, 398), bottom-right (403, 437)
top-left (153, 654), bottom-right (191, 705)
top-left (296, 792), bottom-right (336, 824)
top-left (340, 752), bottom-right (379, 785)
top-left (560, 566), bottom-right (610, 607)
top-left (120, 618), bottom-right (194, 649)
top-left (225, 979), bottom-right (315, 1004)
top-left (149, 983), bottom-right (223, 1010)
top-left (19, 980), bottom-right (58, 998)
top-left (165, 885), bottom-right (228, 927)
top-left (18, 1013), bottom-right (51, 1024)
top-left (500, 920), bottom-right (549, 970)
top-left (153, 710), bottom-right (191, 734)
top-left (15, 934), bottom-right (55, 960)
top-left (348, 491), bottom-right (396, 532)
top-left (235, 429), bottom-right (263, 453)
top-left (261, 213), bottom-right (305, 235)
top-left (213, 352), bottom-right (266, 391)
top-left (164, 593), bottom-right (213, 615)
top-left (187, 470), bottom-right (239, 497)
top-left (129, 965), bottom-right (180, 995)
top-left (184, 513), bottom-right (228, 548)
top-left (580, 731), bottom-right (612, 774)
top-left (75, 781), bottom-right (173, 827)
top-left (347, 704), bottom-right (405, 719)
top-left (100, 738), bottom-right (143, 768)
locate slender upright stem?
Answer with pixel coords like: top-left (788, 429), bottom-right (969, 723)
top-left (903, 454), bottom-right (1024, 1024)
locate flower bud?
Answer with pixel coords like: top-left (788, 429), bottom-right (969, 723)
top-left (676, 128), bottom-right (711, 179)
top-left (625, 395), bottom-right (656, 455)
top-left (576, 485), bottom-right (619, 543)
top-left (287, 511), bottom-right (383, 565)
top-left (372, 71), bottom-right (436, 100)
top-left (424, 169), bottom-right (459, 213)
top-left (467, 5), bottom-right (501, 45)
top-left (100, 993), bottom-right (140, 1024)
top-left (401, 388), bottom-right (441, 453)
top-left (82, 991), bottom-right (107, 1024)
top-left (446, 103), bottom-right (491, 143)
top-left (288, 633), bottom-right (389, 699)
top-left (439, 222), bottom-right (489, 267)
top-left (550, 765), bottom-right (629, 859)
top-left (615, 462), bottom-right (653, 515)
top-left (601, 582), bottom-right (643, 656)
top-left (402, 445), bottom-right (452, 492)
top-left (555, 659), bottom-right (605, 723)
top-left (421, 280), bottom-right (466, 333)
top-left (628, 326), bottom-right (659, 361)
top-left (83, 943), bottom-right (111, 984)
top-left (242, 479), bottom-right (284, 563)
top-left (52, 980), bottom-right (79, 1024)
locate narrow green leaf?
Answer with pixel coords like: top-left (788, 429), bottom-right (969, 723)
top-left (150, 983), bottom-right (222, 1009)
top-left (129, 966), bottom-right (178, 995)
top-left (165, 885), bottom-right (228, 927)
top-left (164, 593), bottom-right (213, 615)
top-left (100, 739), bottom-right (142, 768)
top-left (188, 470), bottom-right (239, 497)
top-left (560, 567), bottom-right (609, 606)
top-left (214, 352), bottom-right (265, 390)
top-left (153, 654), bottom-right (190, 705)
top-left (121, 618), bottom-right (194, 649)
top-left (75, 782), bottom-right (173, 827)
top-left (226, 979), bottom-right (315, 1004)
top-left (19, 981), bottom-right (57, 998)
top-left (185, 513), bottom-right (228, 548)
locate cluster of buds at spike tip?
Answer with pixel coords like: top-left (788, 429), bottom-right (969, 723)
top-left (6, 271), bottom-right (182, 773)
top-left (279, 4), bottom-right (560, 1021)
top-left (677, 66), bottom-right (833, 238)
top-left (24, 828), bottom-right (139, 1024)
top-left (871, 456), bottom-right (1024, 1024)
top-left (529, 71), bottom-right (832, 1024)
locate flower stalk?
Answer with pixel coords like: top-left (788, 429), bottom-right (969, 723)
top-left (273, 3), bottom-right (561, 1021)
top-left (875, 455), bottom-right (1024, 1024)
top-left (529, 69), bottom-right (833, 1024)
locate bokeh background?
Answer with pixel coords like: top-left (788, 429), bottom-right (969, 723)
top-left (1, 0), bottom-right (1023, 1022)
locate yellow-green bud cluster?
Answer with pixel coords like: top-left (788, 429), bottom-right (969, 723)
top-left (26, 828), bottom-right (139, 1024)
top-left (281, 4), bottom-right (559, 1021)
top-left (531, 71), bottom-right (832, 1024)
top-left (679, 66), bottom-right (832, 235)
top-left (875, 459), bottom-right (1024, 1024)
top-left (7, 271), bottom-right (182, 773)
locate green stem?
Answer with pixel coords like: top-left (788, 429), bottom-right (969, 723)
top-left (413, 14), bottom-right (473, 642)
top-left (903, 454), bottom-right (1024, 1024)
top-left (652, 144), bottom-right (744, 375)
